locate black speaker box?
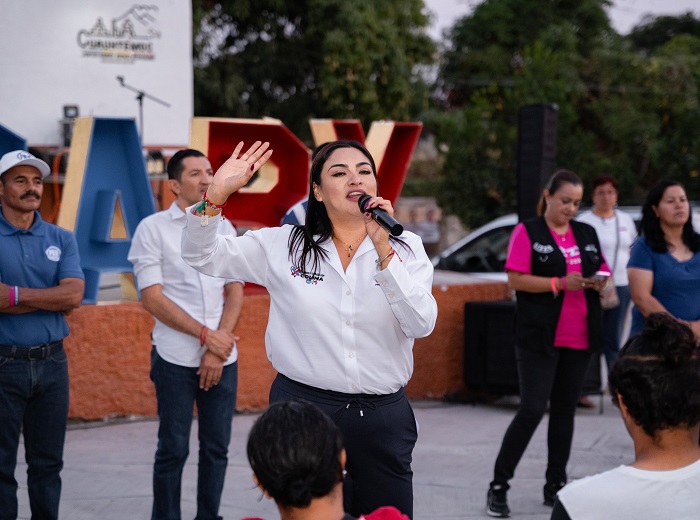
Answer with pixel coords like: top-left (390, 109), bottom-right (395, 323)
top-left (517, 103), bottom-right (559, 222)
top-left (463, 300), bottom-right (602, 401)
top-left (464, 301), bottom-right (519, 395)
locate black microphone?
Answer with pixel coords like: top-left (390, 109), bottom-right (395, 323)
top-left (116, 75), bottom-right (125, 85)
top-left (358, 194), bottom-right (404, 236)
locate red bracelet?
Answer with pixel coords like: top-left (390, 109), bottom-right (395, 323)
top-left (199, 325), bottom-right (209, 347)
top-left (550, 277), bottom-right (559, 296)
top-left (375, 248), bottom-right (395, 266)
top-left (8, 286), bottom-right (15, 307)
top-left (194, 191), bottom-right (227, 214)
top-left (203, 191), bottom-right (226, 209)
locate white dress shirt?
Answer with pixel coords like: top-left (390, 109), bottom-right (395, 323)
top-left (128, 202), bottom-right (241, 367)
top-left (181, 209), bottom-right (438, 394)
top-left (576, 209), bottom-right (637, 285)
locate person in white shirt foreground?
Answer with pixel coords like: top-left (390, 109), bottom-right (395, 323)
top-left (181, 140), bottom-right (438, 519)
top-left (128, 149), bottom-right (244, 520)
top-left (242, 400), bottom-right (409, 520)
top-left (552, 312), bottom-right (700, 520)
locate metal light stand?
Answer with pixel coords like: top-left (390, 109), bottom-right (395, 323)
top-left (116, 76), bottom-right (171, 141)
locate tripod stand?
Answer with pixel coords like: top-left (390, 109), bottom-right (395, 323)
top-left (116, 76), bottom-right (171, 142)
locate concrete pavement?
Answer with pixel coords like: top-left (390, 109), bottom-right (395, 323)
top-left (15, 398), bottom-right (632, 519)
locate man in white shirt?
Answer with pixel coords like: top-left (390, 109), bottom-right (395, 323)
top-left (128, 149), bottom-right (244, 520)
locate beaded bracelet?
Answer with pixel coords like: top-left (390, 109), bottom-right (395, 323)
top-left (194, 191), bottom-right (226, 214)
top-left (376, 248), bottom-right (395, 266)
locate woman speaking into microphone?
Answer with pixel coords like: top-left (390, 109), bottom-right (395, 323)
top-left (181, 139), bottom-right (437, 519)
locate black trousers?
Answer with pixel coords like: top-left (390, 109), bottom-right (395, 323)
top-left (270, 374), bottom-right (418, 519)
top-left (491, 346), bottom-right (591, 488)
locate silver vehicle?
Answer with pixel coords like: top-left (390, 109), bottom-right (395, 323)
top-left (431, 206), bottom-right (700, 277)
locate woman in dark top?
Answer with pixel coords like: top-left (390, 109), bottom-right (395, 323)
top-left (486, 170), bottom-right (609, 517)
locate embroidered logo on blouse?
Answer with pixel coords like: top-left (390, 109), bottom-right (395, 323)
top-left (533, 242), bottom-right (554, 254)
top-left (45, 246), bottom-right (61, 262)
top-left (290, 265), bottom-right (324, 285)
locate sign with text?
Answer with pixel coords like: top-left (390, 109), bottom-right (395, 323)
top-left (0, 1), bottom-right (191, 146)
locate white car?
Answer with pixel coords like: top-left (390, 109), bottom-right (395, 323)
top-left (432, 214), bottom-right (516, 281)
top-left (431, 206), bottom-right (700, 278)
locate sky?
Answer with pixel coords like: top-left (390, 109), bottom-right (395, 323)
top-left (425, 0), bottom-right (700, 39)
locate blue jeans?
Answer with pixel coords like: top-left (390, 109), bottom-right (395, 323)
top-left (0, 344), bottom-right (69, 520)
top-left (492, 346), bottom-right (591, 488)
top-left (150, 348), bottom-right (237, 520)
top-left (601, 285), bottom-right (632, 371)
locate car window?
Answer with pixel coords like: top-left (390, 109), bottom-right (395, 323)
top-left (436, 225), bottom-right (515, 273)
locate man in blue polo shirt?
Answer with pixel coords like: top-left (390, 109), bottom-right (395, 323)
top-left (0, 150), bottom-right (85, 520)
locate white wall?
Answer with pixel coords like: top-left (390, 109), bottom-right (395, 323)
top-left (0, 0), bottom-right (192, 147)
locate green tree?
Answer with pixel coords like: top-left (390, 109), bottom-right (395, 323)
top-left (643, 35), bottom-right (700, 192)
top-left (430, 0), bottom-right (700, 228)
top-left (628, 13), bottom-right (700, 55)
top-left (432, 0), bottom-right (616, 226)
top-left (192, 0), bottom-right (435, 142)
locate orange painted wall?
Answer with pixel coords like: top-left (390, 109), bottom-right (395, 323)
top-left (65, 281), bottom-right (510, 419)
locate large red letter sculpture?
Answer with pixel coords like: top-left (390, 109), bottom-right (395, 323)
top-left (190, 117), bottom-right (422, 229)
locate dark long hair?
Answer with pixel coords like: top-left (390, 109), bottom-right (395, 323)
top-left (639, 179), bottom-right (700, 253)
top-left (609, 313), bottom-right (700, 439)
top-left (287, 140), bottom-right (409, 273)
top-left (246, 400), bottom-right (344, 508)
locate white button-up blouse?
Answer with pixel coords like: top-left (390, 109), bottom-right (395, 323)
top-left (182, 209), bottom-right (438, 394)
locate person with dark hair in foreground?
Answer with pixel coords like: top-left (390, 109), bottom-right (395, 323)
top-left (242, 400), bottom-right (409, 520)
top-left (182, 140), bottom-right (437, 519)
top-left (552, 313), bottom-right (700, 519)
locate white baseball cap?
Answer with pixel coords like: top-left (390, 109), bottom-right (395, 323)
top-left (0, 150), bottom-right (51, 179)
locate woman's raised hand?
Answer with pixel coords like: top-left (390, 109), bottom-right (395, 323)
top-left (207, 141), bottom-right (273, 204)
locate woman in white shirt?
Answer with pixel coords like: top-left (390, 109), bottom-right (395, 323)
top-left (577, 175), bottom-right (637, 371)
top-left (181, 140), bottom-right (438, 520)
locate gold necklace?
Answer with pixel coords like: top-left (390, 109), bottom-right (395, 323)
top-left (334, 232), bottom-right (367, 258)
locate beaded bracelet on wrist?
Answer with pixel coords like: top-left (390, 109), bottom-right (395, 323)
top-left (194, 191), bottom-right (226, 214)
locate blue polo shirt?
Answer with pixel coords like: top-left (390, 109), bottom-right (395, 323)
top-left (0, 207), bottom-right (84, 346)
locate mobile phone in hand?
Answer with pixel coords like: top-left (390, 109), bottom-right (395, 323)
top-left (588, 271), bottom-right (611, 283)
